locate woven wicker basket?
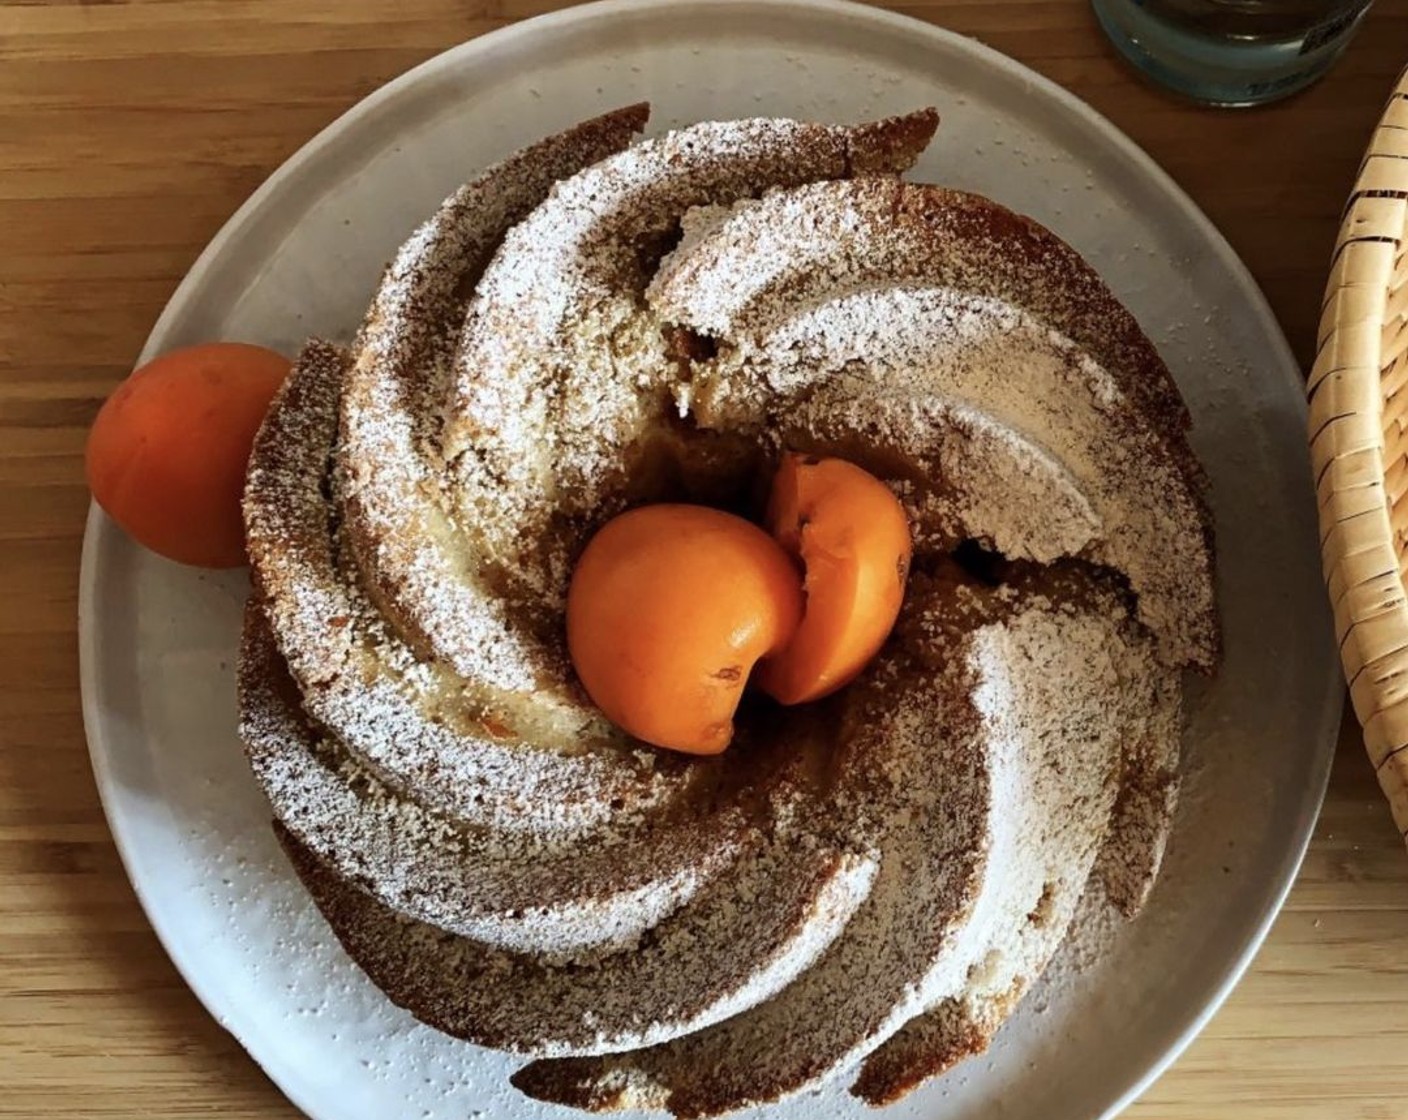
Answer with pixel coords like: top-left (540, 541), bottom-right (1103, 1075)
top-left (1310, 67), bottom-right (1408, 836)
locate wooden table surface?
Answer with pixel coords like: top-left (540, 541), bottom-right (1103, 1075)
top-left (4, 1), bottom-right (1408, 1117)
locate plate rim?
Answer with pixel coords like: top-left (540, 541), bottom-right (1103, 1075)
top-left (77, 2), bottom-right (1343, 1118)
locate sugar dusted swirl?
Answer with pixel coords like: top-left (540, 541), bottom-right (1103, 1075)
top-left (240, 105), bottom-right (1216, 1116)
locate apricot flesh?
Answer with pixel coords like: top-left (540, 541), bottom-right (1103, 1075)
top-left (566, 504), bottom-right (803, 755)
top-left (755, 454), bottom-right (912, 705)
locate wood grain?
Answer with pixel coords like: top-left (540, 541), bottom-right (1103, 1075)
top-left (1, 1), bottom-right (1406, 1116)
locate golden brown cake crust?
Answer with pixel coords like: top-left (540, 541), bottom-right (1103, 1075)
top-left (337, 103), bottom-right (650, 674)
top-left (238, 106), bottom-right (1217, 1117)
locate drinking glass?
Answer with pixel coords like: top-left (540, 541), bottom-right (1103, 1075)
top-left (1091, 0), bottom-right (1373, 105)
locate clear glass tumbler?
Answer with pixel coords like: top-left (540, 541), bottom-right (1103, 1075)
top-left (1091, 0), bottom-right (1373, 105)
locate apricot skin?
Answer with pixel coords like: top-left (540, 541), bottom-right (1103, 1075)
top-left (566, 504), bottom-right (803, 755)
top-left (755, 454), bottom-right (912, 705)
top-left (85, 342), bottom-right (290, 568)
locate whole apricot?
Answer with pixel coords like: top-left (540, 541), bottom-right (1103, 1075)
top-left (86, 342), bottom-right (290, 568)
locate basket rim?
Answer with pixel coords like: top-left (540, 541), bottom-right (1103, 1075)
top-left (1311, 67), bottom-right (1408, 834)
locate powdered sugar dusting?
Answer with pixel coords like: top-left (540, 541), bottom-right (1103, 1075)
top-left (442, 113), bottom-right (937, 605)
top-left (245, 341), bottom-right (697, 844)
top-left (648, 180), bottom-right (1217, 670)
top-left (515, 582), bottom-right (1168, 1115)
top-left (337, 105), bottom-right (649, 700)
top-left (238, 107), bottom-right (1218, 1119)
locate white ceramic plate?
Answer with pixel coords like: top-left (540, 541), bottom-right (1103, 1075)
top-left (78, 2), bottom-right (1341, 1118)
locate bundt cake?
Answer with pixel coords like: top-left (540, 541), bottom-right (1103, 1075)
top-left (239, 104), bottom-right (1217, 1117)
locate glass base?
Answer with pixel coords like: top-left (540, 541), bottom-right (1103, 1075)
top-left (1091, 0), bottom-right (1365, 106)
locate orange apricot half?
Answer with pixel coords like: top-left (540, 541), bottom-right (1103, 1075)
top-left (566, 504), bottom-right (804, 755)
top-left (755, 453), bottom-right (912, 705)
